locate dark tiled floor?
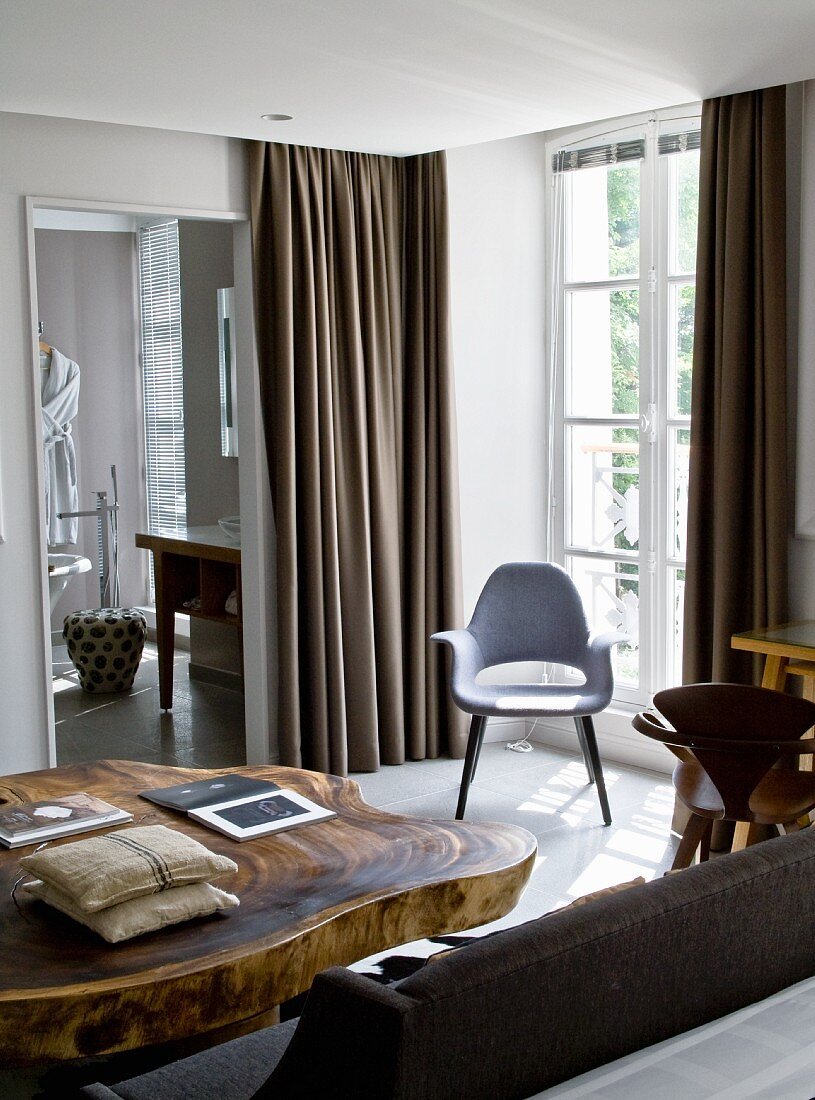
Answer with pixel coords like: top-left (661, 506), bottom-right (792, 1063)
top-left (52, 641), bottom-right (246, 769)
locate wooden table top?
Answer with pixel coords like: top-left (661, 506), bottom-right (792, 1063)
top-left (135, 526), bottom-right (241, 563)
top-left (731, 621), bottom-right (815, 660)
top-left (0, 760), bottom-right (536, 1066)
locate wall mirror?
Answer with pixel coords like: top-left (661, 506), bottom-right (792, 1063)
top-left (218, 286), bottom-right (238, 457)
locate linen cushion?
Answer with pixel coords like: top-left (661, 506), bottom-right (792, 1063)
top-left (19, 824), bottom-right (237, 912)
top-left (23, 878), bottom-right (239, 943)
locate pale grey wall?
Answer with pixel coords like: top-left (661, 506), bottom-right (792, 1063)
top-left (179, 218), bottom-right (241, 679)
top-left (34, 228), bottom-right (148, 629)
top-left (179, 219), bottom-right (239, 526)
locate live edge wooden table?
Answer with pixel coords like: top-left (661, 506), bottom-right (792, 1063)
top-left (0, 760), bottom-right (536, 1068)
top-left (135, 526), bottom-right (242, 711)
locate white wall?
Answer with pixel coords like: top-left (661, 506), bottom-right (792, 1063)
top-left (34, 227), bottom-right (147, 625)
top-left (447, 132), bottom-right (548, 742)
top-left (447, 133), bottom-right (549, 618)
top-left (0, 111), bottom-right (248, 775)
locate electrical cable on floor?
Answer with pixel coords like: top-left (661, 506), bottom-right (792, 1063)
top-left (506, 718), bottom-right (539, 754)
top-left (506, 670), bottom-right (552, 754)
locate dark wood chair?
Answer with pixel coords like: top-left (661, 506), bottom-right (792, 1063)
top-left (633, 683), bottom-right (815, 870)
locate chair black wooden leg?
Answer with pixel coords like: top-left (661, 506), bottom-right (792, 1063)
top-left (573, 717), bottom-right (596, 784)
top-left (579, 715), bottom-right (612, 826)
top-left (470, 715), bottom-right (487, 783)
top-left (456, 715), bottom-right (488, 820)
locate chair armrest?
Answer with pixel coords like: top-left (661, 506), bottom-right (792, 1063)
top-left (579, 631), bottom-right (627, 693)
top-left (588, 630), bottom-right (629, 654)
top-left (430, 628), bottom-right (485, 685)
top-left (778, 738), bottom-right (815, 755)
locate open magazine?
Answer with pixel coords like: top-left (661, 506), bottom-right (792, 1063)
top-left (139, 774), bottom-right (336, 841)
top-left (0, 793), bottom-right (132, 848)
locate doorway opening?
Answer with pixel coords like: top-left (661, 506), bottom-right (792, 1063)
top-left (31, 202), bottom-right (266, 770)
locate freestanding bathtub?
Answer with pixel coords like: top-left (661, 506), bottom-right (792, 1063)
top-left (47, 553), bottom-right (92, 614)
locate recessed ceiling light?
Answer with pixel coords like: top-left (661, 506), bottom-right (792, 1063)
top-left (261, 113), bottom-right (293, 122)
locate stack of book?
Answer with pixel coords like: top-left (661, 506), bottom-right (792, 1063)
top-left (0, 792), bottom-right (132, 849)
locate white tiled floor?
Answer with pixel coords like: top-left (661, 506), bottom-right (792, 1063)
top-left (350, 741), bottom-right (679, 947)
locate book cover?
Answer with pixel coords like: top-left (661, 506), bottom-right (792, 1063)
top-left (139, 774), bottom-right (282, 813)
top-left (189, 789), bottom-right (336, 842)
top-left (0, 792), bottom-right (132, 847)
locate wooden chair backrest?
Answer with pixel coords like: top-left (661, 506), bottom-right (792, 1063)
top-left (634, 684), bottom-right (815, 822)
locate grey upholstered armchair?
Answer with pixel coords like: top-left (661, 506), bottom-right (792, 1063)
top-left (432, 562), bottom-right (626, 822)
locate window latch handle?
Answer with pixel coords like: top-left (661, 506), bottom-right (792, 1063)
top-left (639, 403), bottom-right (657, 443)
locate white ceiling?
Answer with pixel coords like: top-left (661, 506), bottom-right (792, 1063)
top-left (2, 0), bottom-right (814, 155)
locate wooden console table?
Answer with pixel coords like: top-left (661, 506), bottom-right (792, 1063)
top-left (731, 621), bottom-right (815, 696)
top-left (0, 760), bottom-right (536, 1066)
top-left (731, 622), bottom-right (815, 845)
top-left (136, 526), bottom-right (242, 710)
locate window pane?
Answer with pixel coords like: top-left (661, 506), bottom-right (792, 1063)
top-left (568, 162), bottom-right (640, 282)
top-left (670, 283), bottom-right (695, 416)
top-left (567, 426), bottom-right (639, 553)
top-left (566, 288), bottom-right (639, 416)
top-left (567, 554), bottom-right (639, 687)
top-left (672, 151), bottom-right (699, 275)
top-left (669, 427), bottom-right (690, 561)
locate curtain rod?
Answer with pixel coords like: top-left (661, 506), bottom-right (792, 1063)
top-left (555, 112), bottom-right (701, 151)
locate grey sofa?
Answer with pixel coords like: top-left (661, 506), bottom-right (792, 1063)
top-left (82, 829), bottom-right (815, 1100)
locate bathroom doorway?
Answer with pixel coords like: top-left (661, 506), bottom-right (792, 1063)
top-left (27, 198), bottom-right (274, 769)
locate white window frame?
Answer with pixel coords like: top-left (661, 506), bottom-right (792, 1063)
top-left (546, 106), bottom-right (700, 708)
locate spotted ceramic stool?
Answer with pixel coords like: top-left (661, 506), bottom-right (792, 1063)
top-left (63, 608), bottom-right (148, 693)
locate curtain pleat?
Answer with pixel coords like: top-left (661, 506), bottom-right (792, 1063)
top-left (682, 86), bottom-right (788, 685)
top-left (250, 143), bottom-right (466, 773)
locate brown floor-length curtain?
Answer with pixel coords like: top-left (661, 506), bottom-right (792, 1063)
top-left (683, 86), bottom-right (788, 686)
top-left (249, 142), bottom-right (467, 774)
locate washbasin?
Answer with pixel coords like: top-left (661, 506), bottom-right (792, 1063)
top-left (218, 516), bottom-right (241, 542)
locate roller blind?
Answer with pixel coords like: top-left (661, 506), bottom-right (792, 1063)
top-left (138, 220), bottom-right (186, 598)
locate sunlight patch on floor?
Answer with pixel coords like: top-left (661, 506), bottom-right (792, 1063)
top-left (513, 760), bottom-right (623, 825)
top-left (606, 827), bottom-right (670, 863)
top-left (52, 674), bottom-right (79, 694)
top-left (549, 760), bottom-right (621, 791)
top-left (568, 852), bottom-right (654, 896)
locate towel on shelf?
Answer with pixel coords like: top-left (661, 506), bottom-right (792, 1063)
top-left (225, 590), bottom-right (238, 616)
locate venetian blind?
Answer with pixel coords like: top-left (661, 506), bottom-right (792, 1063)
top-left (552, 138), bottom-right (645, 173)
top-left (658, 130), bottom-right (701, 155)
top-left (137, 220), bottom-right (186, 599)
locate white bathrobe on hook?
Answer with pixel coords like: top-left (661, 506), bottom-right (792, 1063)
top-left (41, 347), bottom-right (81, 545)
